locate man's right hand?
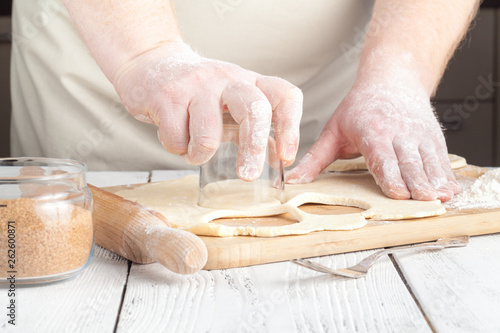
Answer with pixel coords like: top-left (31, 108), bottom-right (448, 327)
top-left (112, 41), bottom-right (303, 181)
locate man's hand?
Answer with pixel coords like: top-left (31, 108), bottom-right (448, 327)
top-left (62, 1), bottom-right (302, 181)
top-left (113, 42), bottom-right (302, 180)
top-left (287, 78), bottom-right (459, 201)
top-left (288, 0), bottom-right (478, 201)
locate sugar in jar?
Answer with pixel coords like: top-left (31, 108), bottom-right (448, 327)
top-left (0, 157), bottom-right (94, 285)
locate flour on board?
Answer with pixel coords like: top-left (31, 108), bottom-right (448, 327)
top-left (445, 168), bottom-right (500, 211)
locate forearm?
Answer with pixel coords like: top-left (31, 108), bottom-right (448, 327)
top-left (62, 0), bottom-right (181, 82)
top-left (358, 0), bottom-right (480, 96)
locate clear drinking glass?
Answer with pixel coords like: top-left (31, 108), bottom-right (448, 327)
top-left (0, 157), bottom-right (94, 285)
top-left (198, 113), bottom-right (284, 210)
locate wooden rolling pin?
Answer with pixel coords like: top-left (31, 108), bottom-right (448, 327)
top-left (88, 184), bottom-right (208, 274)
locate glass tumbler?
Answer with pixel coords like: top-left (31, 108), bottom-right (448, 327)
top-left (198, 113), bottom-right (284, 210)
top-left (0, 157), bottom-right (94, 285)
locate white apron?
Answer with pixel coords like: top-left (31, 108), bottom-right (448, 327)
top-left (10, 0), bottom-right (372, 171)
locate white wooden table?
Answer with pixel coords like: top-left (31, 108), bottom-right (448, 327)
top-left (2, 170), bottom-right (500, 333)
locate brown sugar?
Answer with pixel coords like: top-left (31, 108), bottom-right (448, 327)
top-left (0, 198), bottom-right (94, 278)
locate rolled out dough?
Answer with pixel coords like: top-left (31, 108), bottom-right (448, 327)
top-left (326, 153), bottom-right (467, 172)
top-left (115, 172), bottom-right (446, 237)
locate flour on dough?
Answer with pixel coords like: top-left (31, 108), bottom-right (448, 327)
top-left (115, 172), bottom-right (445, 237)
top-left (326, 154), bottom-right (467, 172)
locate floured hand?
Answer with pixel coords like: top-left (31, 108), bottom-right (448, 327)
top-left (287, 77), bottom-right (460, 202)
top-left (112, 41), bottom-right (303, 181)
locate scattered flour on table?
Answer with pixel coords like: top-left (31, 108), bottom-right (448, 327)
top-left (445, 169), bottom-right (500, 210)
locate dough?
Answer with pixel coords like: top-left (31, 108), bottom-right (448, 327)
top-left (326, 153), bottom-right (467, 172)
top-left (115, 172), bottom-right (445, 237)
top-left (198, 178), bottom-right (283, 210)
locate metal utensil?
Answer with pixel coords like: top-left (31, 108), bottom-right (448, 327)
top-left (291, 235), bottom-right (469, 278)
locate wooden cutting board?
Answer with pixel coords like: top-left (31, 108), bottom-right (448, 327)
top-left (105, 165), bottom-right (500, 270)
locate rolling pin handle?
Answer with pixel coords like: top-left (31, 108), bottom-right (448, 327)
top-left (89, 184), bottom-right (208, 275)
top-left (145, 226), bottom-right (208, 274)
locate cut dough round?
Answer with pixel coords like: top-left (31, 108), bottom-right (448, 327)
top-left (326, 153), bottom-right (467, 172)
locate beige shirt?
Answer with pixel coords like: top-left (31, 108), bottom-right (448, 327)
top-left (10, 0), bottom-right (372, 171)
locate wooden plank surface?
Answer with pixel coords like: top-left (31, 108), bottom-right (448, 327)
top-left (117, 250), bottom-right (432, 332)
top-left (0, 246), bottom-right (129, 333)
top-left (105, 167), bottom-right (500, 270)
top-left (394, 233), bottom-right (500, 333)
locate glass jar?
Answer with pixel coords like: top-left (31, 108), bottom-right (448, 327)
top-left (199, 113), bottom-right (284, 210)
top-left (0, 157), bottom-right (94, 285)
